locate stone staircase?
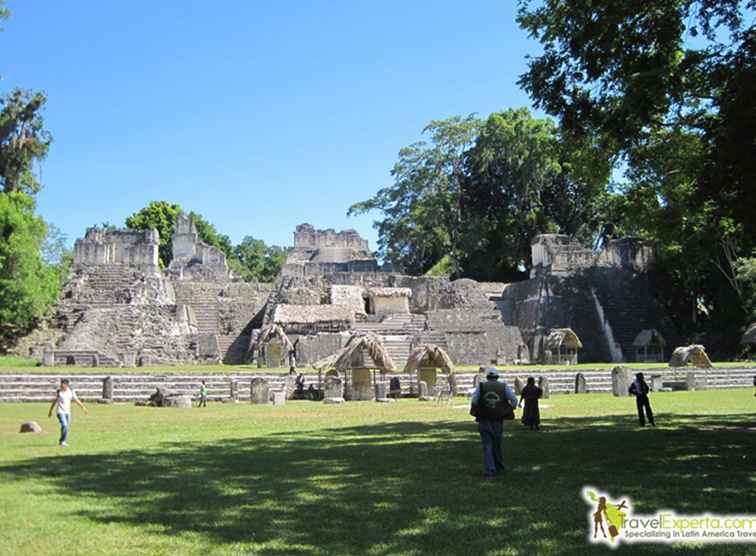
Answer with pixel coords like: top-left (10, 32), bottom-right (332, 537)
top-left (70, 265), bottom-right (146, 306)
top-left (0, 368), bottom-right (752, 402)
top-left (352, 313), bottom-right (430, 367)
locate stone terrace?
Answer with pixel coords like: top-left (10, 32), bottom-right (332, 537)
top-left (1, 367), bottom-right (752, 403)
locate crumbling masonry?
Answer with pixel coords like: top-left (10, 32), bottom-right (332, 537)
top-left (27, 218), bottom-right (672, 368)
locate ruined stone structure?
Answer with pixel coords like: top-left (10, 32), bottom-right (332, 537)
top-left (30, 220), bottom-right (670, 368)
top-left (504, 234), bottom-right (674, 363)
top-left (282, 223), bottom-right (387, 276)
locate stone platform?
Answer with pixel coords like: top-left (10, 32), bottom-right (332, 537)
top-left (0, 367), bottom-right (752, 403)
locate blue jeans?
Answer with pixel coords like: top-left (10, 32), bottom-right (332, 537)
top-left (57, 412), bottom-right (71, 444)
top-left (478, 420), bottom-right (504, 474)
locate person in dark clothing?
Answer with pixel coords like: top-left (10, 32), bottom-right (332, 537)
top-left (628, 372), bottom-right (655, 427)
top-left (518, 376), bottom-right (543, 430)
top-left (470, 368), bottom-right (518, 478)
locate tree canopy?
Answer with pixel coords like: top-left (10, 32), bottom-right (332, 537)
top-left (351, 109), bottom-right (611, 280)
top-left (517, 0), bottom-right (756, 354)
top-left (125, 201), bottom-right (285, 281)
top-left (349, 115), bottom-right (481, 275)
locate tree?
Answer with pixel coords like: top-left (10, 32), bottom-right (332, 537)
top-left (461, 108), bottom-right (611, 281)
top-left (517, 0), bottom-right (756, 354)
top-left (234, 236), bottom-right (286, 282)
top-left (0, 90), bottom-right (51, 194)
top-left (348, 115), bottom-right (481, 275)
top-left (0, 192), bottom-right (61, 348)
top-left (125, 201), bottom-right (182, 267)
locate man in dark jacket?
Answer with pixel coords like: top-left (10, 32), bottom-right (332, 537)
top-left (628, 372), bottom-right (655, 427)
top-left (470, 368), bottom-right (518, 477)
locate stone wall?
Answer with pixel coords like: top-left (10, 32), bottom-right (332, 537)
top-left (294, 223), bottom-right (370, 251)
top-left (73, 227), bottom-right (159, 272)
top-left (530, 234), bottom-right (653, 278)
top-left (169, 213), bottom-right (231, 280)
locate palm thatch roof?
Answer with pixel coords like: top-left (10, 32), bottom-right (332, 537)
top-left (273, 304), bottom-right (353, 325)
top-left (404, 344), bottom-right (455, 373)
top-left (334, 333), bottom-right (396, 371)
top-left (632, 329), bottom-right (666, 347)
top-left (312, 350), bottom-right (343, 371)
top-left (544, 328), bottom-right (583, 351)
top-left (367, 287), bottom-right (412, 298)
top-left (255, 324), bottom-right (293, 352)
top-left (741, 323), bottom-right (756, 345)
top-left (669, 344), bottom-right (713, 368)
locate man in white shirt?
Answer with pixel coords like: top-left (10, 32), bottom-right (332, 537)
top-left (48, 379), bottom-right (88, 447)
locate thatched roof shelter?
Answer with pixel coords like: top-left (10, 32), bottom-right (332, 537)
top-left (633, 329), bottom-right (665, 348)
top-left (404, 344), bottom-right (454, 373)
top-left (741, 323), bottom-right (756, 346)
top-left (367, 287), bottom-right (412, 298)
top-left (669, 344), bottom-right (713, 368)
top-left (255, 324), bottom-right (293, 352)
top-left (334, 333), bottom-right (396, 372)
top-left (544, 328), bottom-right (583, 351)
top-left (273, 304), bottom-right (354, 326)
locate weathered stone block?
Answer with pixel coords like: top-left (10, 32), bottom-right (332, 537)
top-left (271, 390), bottom-right (286, 406)
top-left (42, 348), bottom-right (55, 367)
top-left (611, 366), bottom-right (631, 396)
top-left (538, 376), bottom-right (550, 399)
top-left (418, 380), bottom-right (433, 401)
top-left (574, 373), bottom-right (587, 394)
top-left (102, 376), bottom-right (113, 400)
top-left (250, 378), bottom-right (270, 404)
top-left (374, 381), bottom-right (388, 401)
top-left (19, 421), bottom-right (42, 433)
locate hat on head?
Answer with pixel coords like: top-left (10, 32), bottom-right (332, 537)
top-left (485, 367), bottom-right (499, 379)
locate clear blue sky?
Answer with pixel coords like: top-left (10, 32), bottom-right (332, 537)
top-left (2, 0), bottom-right (541, 250)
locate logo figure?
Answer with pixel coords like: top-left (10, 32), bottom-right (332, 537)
top-left (582, 488), bottom-right (630, 546)
top-left (482, 391), bottom-right (500, 408)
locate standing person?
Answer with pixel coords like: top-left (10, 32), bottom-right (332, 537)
top-left (518, 376), bottom-right (543, 430)
top-left (47, 379), bottom-right (88, 447)
top-left (198, 380), bottom-right (208, 408)
top-left (470, 368), bottom-right (518, 478)
top-left (628, 372), bottom-right (655, 427)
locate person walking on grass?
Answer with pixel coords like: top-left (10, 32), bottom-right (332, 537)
top-left (198, 380), bottom-right (208, 408)
top-left (47, 379), bottom-right (88, 447)
top-left (628, 372), bottom-right (655, 427)
top-left (518, 376), bottom-right (543, 430)
top-left (470, 368), bottom-right (517, 478)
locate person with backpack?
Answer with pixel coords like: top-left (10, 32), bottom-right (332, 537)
top-left (470, 368), bottom-right (518, 478)
top-left (628, 372), bottom-right (655, 427)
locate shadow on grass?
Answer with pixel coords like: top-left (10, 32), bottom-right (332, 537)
top-left (2, 414), bottom-right (756, 555)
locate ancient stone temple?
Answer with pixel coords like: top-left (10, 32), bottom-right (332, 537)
top-left (27, 220), bottom-right (670, 368)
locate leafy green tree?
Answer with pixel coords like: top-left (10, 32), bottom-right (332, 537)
top-left (735, 253), bottom-right (756, 322)
top-left (349, 115), bottom-right (481, 275)
top-left (0, 90), bottom-right (51, 194)
top-left (233, 236), bottom-right (286, 282)
top-left (517, 0), bottom-right (755, 354)
top-left (0, 192), bottom-right (61, 348)
top-left (461, 108), bottom-right (610, 280)
top-left (125, 201), bottom-right (182, 267)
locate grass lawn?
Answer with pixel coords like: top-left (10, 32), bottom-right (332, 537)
top-left (1, 354), bottom-right (754, 375)
top-left (1, 390), bottom-right (755, 555)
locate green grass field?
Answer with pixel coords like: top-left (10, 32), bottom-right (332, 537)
top-left (1, 354), bottom-right (754, 375)
top-left (1, 390), bottom-right (755, 555)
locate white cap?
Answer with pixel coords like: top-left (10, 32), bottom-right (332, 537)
top-left (485, 367), bottom-right (499, 378)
